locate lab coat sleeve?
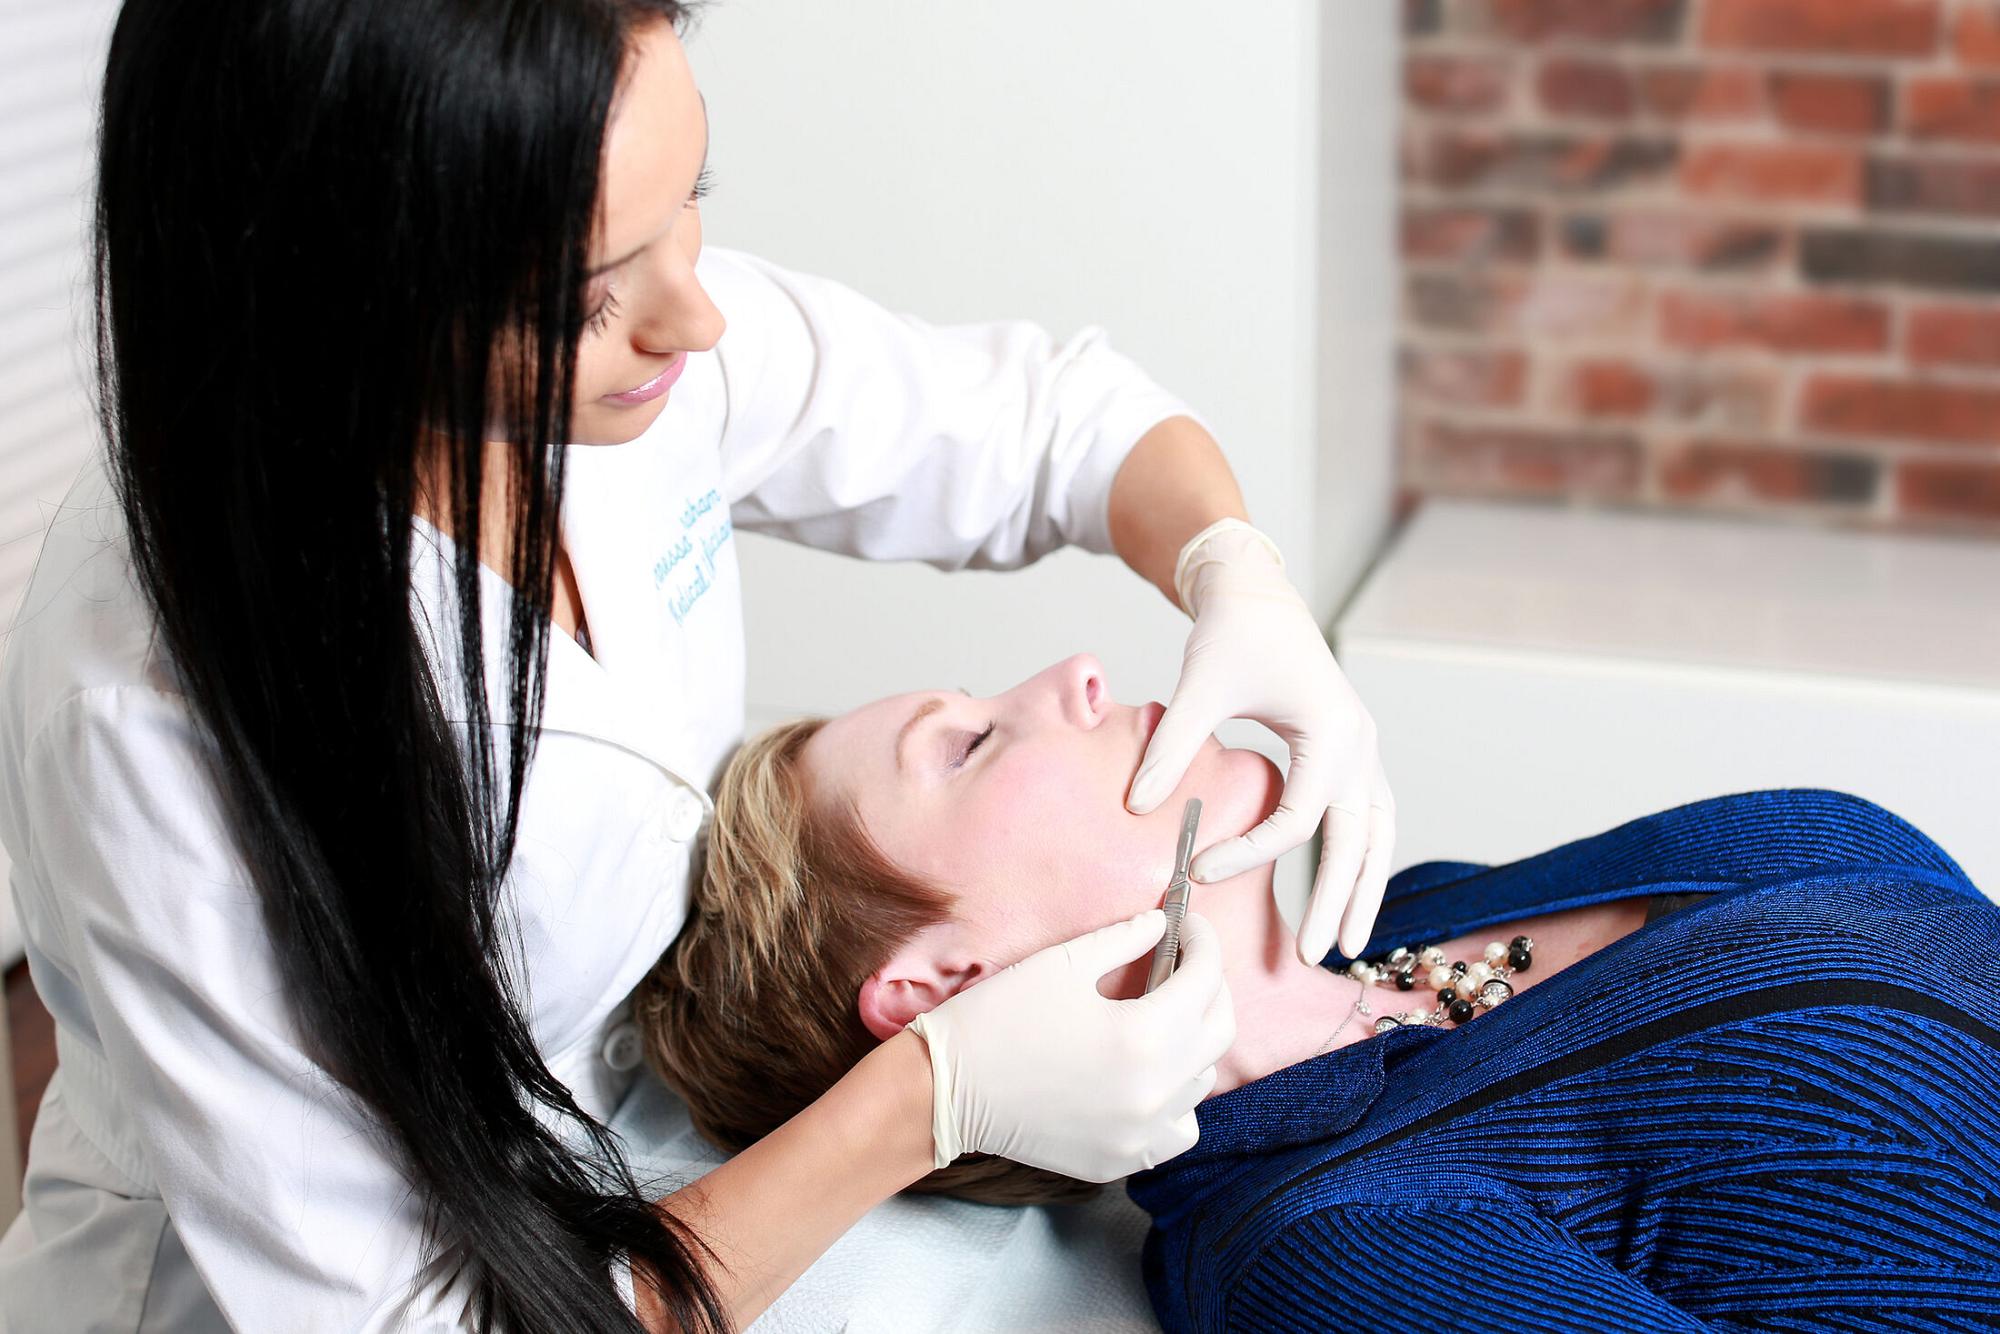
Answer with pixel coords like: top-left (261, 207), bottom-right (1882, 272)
top-left (14, 685), bottom-right (507, 1330)
top-left (701, 245), bottom-right (1208, 570)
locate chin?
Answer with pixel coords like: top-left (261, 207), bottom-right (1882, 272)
top-left (572, 401), bottom-right (667, 446)
top-left (1200, 746), bottom-right (1285, 849)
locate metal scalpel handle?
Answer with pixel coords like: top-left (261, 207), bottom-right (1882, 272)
top-left (1143, 798), bottom-right (1203, 994)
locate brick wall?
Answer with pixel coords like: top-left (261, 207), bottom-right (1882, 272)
top-left (1399, 0), bottom-right (2000, 533)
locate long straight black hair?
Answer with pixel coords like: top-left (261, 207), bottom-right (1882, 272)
top-left (93, 2), bottom-right (727, 1329)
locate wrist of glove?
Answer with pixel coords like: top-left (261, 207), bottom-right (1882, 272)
top-left (906, 909), bottom-right (1234, 1181)
top-left (1173, 517), bottom-right (1287, 618)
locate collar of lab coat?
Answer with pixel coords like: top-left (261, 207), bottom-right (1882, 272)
top-left (407, 506), bottom-right (717, 817)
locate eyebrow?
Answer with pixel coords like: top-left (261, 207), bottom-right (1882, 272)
top-left (893, 688), bottom-right (974, 775)
top-left (895, 697), bottom-right (947, 775)
top-left (588, 91), bottom-right (710, 278)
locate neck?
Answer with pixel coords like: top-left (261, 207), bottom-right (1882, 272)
top-left (1200, 864), bottom-right (1370, 1096)
top-left (413, 435), bottom-right (528, 567)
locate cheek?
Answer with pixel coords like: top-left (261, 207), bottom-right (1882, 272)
top-left (958, 751), bottom-right (1100, 878)
top-left (937, 752), bottom-right (1134, 940)
top-left (939, 742), bottom-right (1283, 967)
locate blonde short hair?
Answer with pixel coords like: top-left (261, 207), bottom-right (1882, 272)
top-left (635, 717), bottom-right (1095, 1206)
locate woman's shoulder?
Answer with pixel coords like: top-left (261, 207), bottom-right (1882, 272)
top-left (1365, 789), bottom-right (1984, 953)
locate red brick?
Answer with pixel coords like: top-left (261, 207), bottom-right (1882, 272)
top-left (1905, 77), bottom-right (2000, 145)
top-left (1409, 418), bottom-right (1642, 498)
top-left (1567, 360), bottom-right (1655, 417)
top-left (1401, 206), bottom-right (1541, 263)
top-left (1402, 345), bottom-right (1531, 409)
top-left (1657, 441), bottom-right (1880, 505)
top-left (1639, 65), bottom-right (1766, 121)
top-left (1908, 306), bottom-right (2000, 367)
top-left (1897, 457), bottom-right (2000, 522)
top-left (1406, 55), bottom-right (1511, 114)
top-left (1562, 212), bottom-right (1785, 270)
top-left (1802, 375), bottom-right (2000, 444)
top-left (1483, 0), bottom-right (1687, 44)
top-left (1955, 5), bottom-right (2000, 67)
top-left (1658, 289), bottom-right (1891, 354)
top-left (1701, 0), bottom-right (1940, 57)
top-left (1680, 143), bottom-right (1864, 205)
top-left (1538, 59), bottom-right (1636, 120)
top-left (1770, 71), bottom-right (1890, 135)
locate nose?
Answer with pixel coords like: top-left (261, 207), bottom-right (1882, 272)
top-left (1056, 652), bottom-right (1108, 728)
top-left (629, 236), bottom-right (725, 356)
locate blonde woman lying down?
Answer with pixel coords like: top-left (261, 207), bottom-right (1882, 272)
top-left (638, 653), bottom-right (2000, 1333)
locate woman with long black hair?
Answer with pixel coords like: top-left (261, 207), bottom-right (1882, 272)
top-left (0, 1), bottom-right (1394, 1328)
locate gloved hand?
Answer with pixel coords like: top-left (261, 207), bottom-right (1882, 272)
top-left (1126, 518), bottom-right (1396, 966)
top-left (906, 909), bottom-right (1233, 1180)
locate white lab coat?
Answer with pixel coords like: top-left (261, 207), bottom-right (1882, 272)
top-left (0, 246), bottom-right (1195, 1331)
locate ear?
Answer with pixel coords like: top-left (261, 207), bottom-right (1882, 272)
top-left (856, 930), bottom-right (993, 1042)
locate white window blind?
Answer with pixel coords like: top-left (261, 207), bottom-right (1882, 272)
top-left (0, 0), bottom-right (120, 965)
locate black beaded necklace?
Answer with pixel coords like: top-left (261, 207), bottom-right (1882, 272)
top-left (1342, 934), bottom-right (1537, 1035)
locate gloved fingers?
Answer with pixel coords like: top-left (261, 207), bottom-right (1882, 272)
top-left (1295, 804), bottom-right (1368, 966)
top-left (1058, 908), bottom-right (1168, 979)
top-left (1189, 774), bottom-right (1328, 883)
top-left (1171, 1063), bottom-right (1219, 1115)
top-left (1140, 911), bottom-right (1227, 1021)
top-left (1126, 649), bottom-right (1230, 814)
top-left (1336, 803), bottom-right (1396, 962)
top-left (1193, 720), bottom-right (1371, 882)
top-left (1142, 1108), bottom-right (1203, 1172)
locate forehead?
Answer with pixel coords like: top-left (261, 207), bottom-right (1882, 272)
top-left (808, 692), bottom-right (924, 789)
top-left (594, 21), bottom-right (703, 259)
top-left (802, 692), bottom-right (945, 826)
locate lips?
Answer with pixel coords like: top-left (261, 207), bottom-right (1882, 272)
top-left (604, 349), bottom-right (688, 406)
top-left (1140, 700), bottom-right (1165, 750)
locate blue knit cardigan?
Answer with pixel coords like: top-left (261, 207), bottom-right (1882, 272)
top-left (1127, 790), bottom-right (2000, 1333)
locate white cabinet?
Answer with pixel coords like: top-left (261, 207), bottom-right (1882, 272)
top-left (1336, 498), bottom-right (2000, 901)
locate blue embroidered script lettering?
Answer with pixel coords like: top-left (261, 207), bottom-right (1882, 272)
top-left (652, 533), bottom-right (694, 584)
top-left (658, 489), bottom-right (735, 627)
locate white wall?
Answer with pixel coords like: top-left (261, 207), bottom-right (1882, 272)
top-left (0, 0), bottom-right (122, 967)
top-left (1314, 1), bottom-right (1401, 623)
top-left (687, 0), bottom-right (1399, 913)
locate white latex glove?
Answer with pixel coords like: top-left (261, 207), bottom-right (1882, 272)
top-left (1126, 518), bottom-right (1396, 967)
top-left (906, 909), bottom-right (1234, 1180)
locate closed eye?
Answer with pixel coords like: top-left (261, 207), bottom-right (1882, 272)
top-left (951, 724), bottom-right (995, 769)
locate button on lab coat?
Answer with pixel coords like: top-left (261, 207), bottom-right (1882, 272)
top-left (0, 246), bottom-right (1196, 1330)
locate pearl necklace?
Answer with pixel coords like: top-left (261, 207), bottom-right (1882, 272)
top-left (1342, 934), bottom-right (1537, 1036)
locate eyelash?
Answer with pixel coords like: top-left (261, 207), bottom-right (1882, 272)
top-left (583, 288), bottom-right (623, 337)
top-left (580, 169), bottom-right (716, 336)
top-left (951, 724), bottom-right (995, 768)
